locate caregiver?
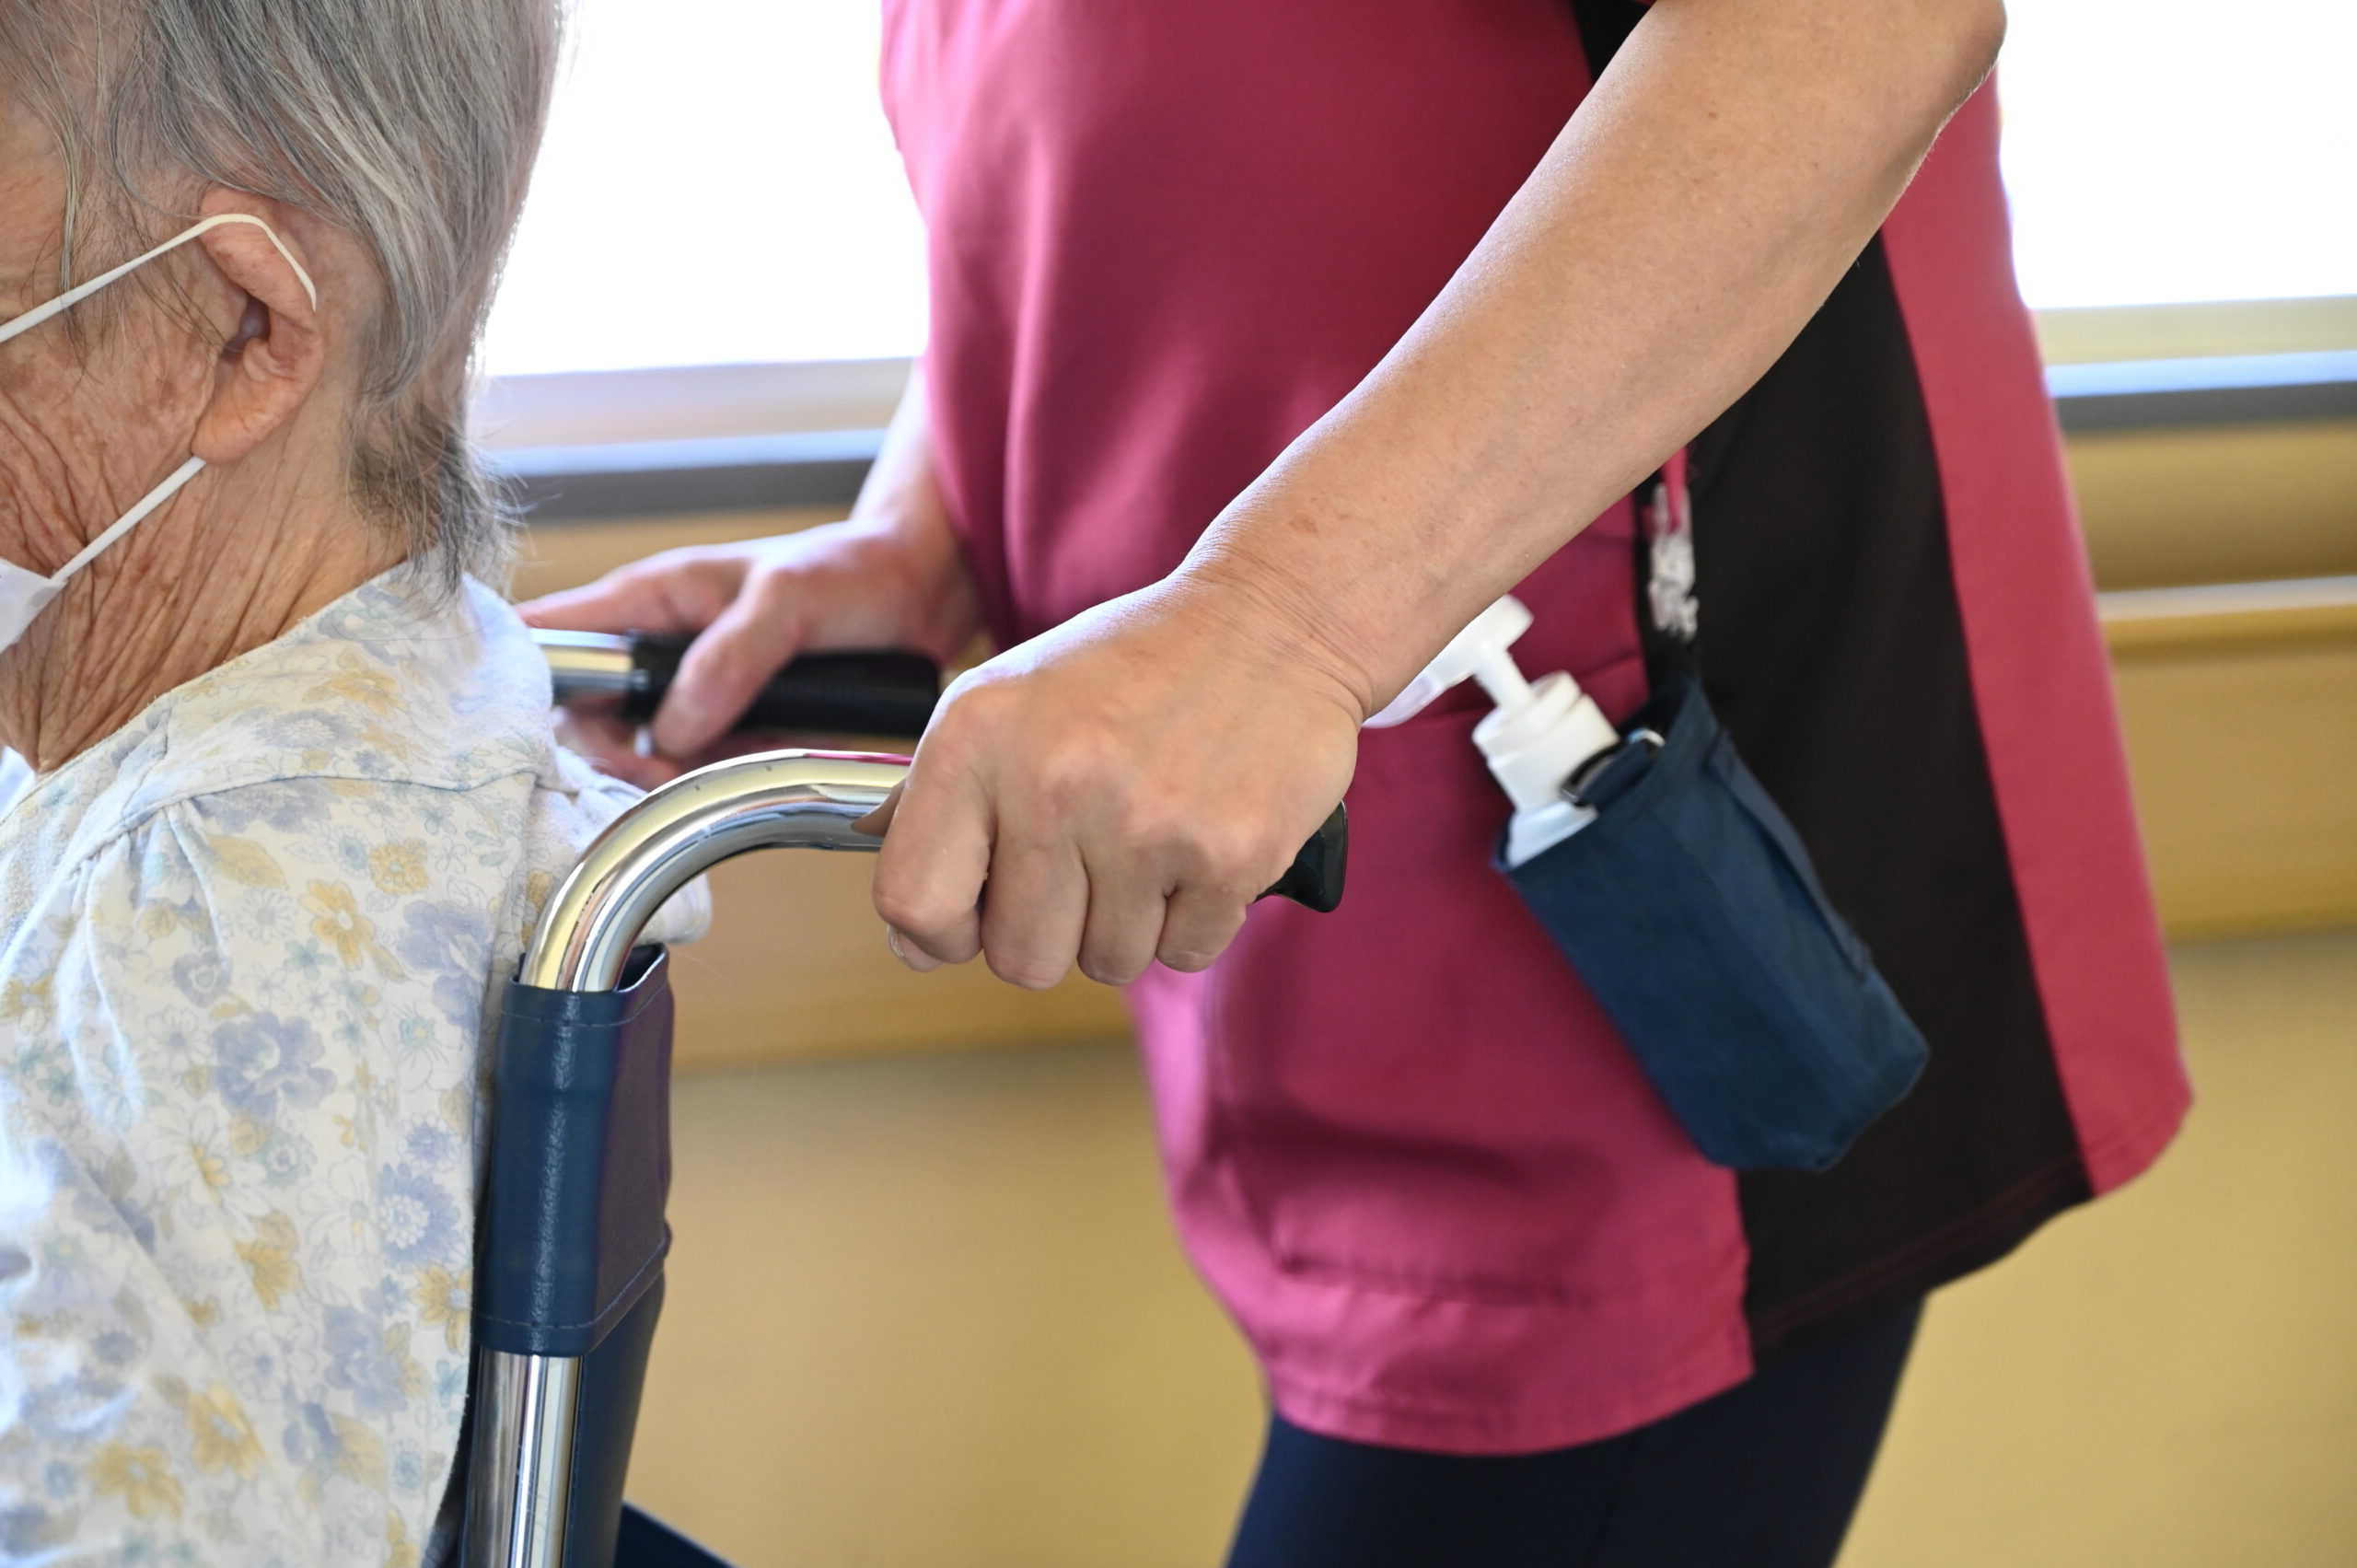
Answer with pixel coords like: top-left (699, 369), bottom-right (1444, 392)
top-left (528, 0), bottom-right (2191, 1561)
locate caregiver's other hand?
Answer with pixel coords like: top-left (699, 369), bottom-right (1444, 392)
top-left (872, 573), bottom-right (1364, 989)
top-left (519, 361), bottom-right (978, 787)
top-left (518, 517), bottom-right (981, 788)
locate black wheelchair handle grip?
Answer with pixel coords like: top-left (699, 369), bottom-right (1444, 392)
top-left (1263, 803), bottom-right (1349, 913)
top-left (623, 635), bottom-right (942, 738)
top-left (540, 631), bottom-right (1347, 913)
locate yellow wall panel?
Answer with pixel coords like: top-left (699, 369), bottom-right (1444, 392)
top-left (2067, 421), bottom-right (2357, 590)
top-left (2101, 577), bottom-right (2357, 935)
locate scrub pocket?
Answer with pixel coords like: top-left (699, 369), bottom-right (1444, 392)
top-left (1502, 676), bottom-right (1928, 1171)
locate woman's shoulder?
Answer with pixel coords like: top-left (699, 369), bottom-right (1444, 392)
top-left (0, 569), bottom-right (705, 953)
top-left (3, 572), bottom-right (551, 856)
top-left (159, 570), bottom-right (562, 797)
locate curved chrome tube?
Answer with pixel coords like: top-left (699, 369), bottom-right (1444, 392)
top-left (521, 749), bottom-right (911, 993)
top-left (469, 751), bottom-right (915, 1568)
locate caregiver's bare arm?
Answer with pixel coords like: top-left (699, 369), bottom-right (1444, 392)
top-left (872, 0), bottom-right (2004, 989)
top-left (1197, 0), bottom-right (2006, 718)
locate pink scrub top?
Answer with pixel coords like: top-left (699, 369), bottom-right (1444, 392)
top-left (881, 0), bottom-right (2190, 1455)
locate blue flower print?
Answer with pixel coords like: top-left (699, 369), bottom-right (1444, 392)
top-left (397, 902), bottom-right (493, 1026)
top-left (256, 711), bottom-right (354, 756)
top-left (225, 1336), bottom-right (281, 1395)
top-left (284, 938), bottom-right (332, 980)
top-left (394, 902), bottom-right (489, 981)
top-left (375, 1164), bottom-right (458, 1269)
top-left (0, 1503), bottom-right (71, 1558)
top-left (432, 972), bottom-right (484, 1030)
top-left (284, 1401), bottom-right (334, 1467)
top-left (393, 1009), bottom-right (441, 1073)
top-left (66, 1185), bottom-right (154, 1253)
top-left (403, 1120), bottom-right (458, 1167)
top-left (254, 1132), bottom-right (316, 1189)
top-left (321, 1307), bottom-right (410, 1416)
top-left (199, 780), bottom-right (335, 836)
top-left (170, 949), bottom-right (230, 1007)
top-left (366, 1276), bottom-right (409, 1319)
top-left (213, 1013), bottom-right (336, 1120)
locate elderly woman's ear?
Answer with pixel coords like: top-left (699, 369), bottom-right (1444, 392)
top-left (187, 191), bottom-right (339, 468)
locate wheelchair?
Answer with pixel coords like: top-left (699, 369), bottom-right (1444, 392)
top-left (456, 746), bottom-right (1347, 1568)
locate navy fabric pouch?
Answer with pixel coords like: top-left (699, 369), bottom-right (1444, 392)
top-left (1501, 676), bottom-right (1927, 1171)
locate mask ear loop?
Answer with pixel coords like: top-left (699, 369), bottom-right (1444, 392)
top-left (0, 215), bottom-right (319, 589)
top-left (44, 456), bottom-right (211, 588)
top-left (0, 212), bottom-right (319, 347)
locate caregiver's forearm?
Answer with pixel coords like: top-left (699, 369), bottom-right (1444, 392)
top-left (1186, 0), bottom-right (2004, 718)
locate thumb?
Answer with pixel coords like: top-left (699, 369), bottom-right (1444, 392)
top-left (871, 754), bottom-right (991, 969)
top-left (853, 781), bottom-right (904, 841)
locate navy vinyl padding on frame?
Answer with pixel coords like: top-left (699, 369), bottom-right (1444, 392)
top-left (476, 947), bottom-right (676, 1358)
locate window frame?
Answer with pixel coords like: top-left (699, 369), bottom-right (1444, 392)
top-left (482, 304), bottom-right (2357, 526)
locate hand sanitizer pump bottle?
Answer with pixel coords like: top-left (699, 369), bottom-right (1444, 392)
top-left (1366, 597), bottom-right (1620, 866)
top-left (1366, 591), bottom-right (1932, 1173)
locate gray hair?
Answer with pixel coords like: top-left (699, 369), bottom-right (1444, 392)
top-left (0, 0), bottom-right (565, 590)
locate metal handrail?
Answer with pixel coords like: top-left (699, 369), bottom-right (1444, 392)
top-left (467, 749), bottom-right (912, 1568)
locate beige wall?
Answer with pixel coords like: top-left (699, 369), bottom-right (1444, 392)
top-left (2106, 581), bottom-right (2357, 937)
top-left (2069, 420), bottom-right (2357, 589)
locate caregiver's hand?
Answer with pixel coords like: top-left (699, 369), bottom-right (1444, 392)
top-left (872, 571), bottom-right (1363, 989)
top-left (519, 365), bottom-right (981, 789)
top-left (518, 517), bottom-right (980, 788)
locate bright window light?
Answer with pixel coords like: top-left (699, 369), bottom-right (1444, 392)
top-left (482, 0), bottom-right (927, 377)
top-left (2000, 0), bottom-right (2357, 309)
top-left (482, 0), bottom-right (2352, 381)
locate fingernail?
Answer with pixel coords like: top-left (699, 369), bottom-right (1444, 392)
top-left (633, 726), bottom-right (656, 760)
top-left (885, 925), bottom-right (939, 972)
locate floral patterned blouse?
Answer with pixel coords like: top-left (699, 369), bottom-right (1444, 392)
top-left (0, 570), bottom-right (708, 1566)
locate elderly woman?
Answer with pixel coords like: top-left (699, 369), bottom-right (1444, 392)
top-left (0, 2), bottom-right (703, 1562)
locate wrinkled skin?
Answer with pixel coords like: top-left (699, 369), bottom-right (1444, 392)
top-left (0, 86), bottom-right (400, 774)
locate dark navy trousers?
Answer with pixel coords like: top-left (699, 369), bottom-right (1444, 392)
top-left (1225, 1300), bottom-right (1922, 1568)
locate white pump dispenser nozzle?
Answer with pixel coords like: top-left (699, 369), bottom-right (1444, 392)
top-left (1364, 596), bottom-right (1622, 865)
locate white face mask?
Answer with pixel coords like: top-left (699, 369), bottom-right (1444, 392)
top-left (0, 213), bottom-right (318, 653)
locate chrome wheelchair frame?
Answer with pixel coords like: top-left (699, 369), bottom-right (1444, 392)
top-left (456, 744), bottom-right (1342, 1567)
top-left (461, 749), bottom-right (911, 1568)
